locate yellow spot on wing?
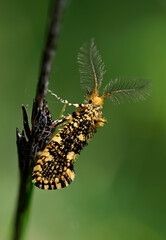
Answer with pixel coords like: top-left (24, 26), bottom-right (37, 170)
top-left (33, 165), bottom-right (42, 172)
top-left (61, 175), bottom-right (65, 181)
top-left (55, 178), bottom-right (59, 183)
top-left (40, 149), bottom-right (54, 161)
top-left (56, 183), bottom-right (62, 189)
top-left (73, 122), bottom-right (78, 127)
top-left (67, 169), bottom-right (75, 180)
top-left (44, 179), bottom-right (49, 184)
top-left (64, 180), bottom-right (69, 187)
top-left (32, 179), bottom-right (36, 183)
top-left (78, 133), bottom-right (85, 141)
top-left (67, 151), bottom-right (76, 160)
top-left (37, 159), bottom-right (43, 165)
top-left (53, 135), bottom-right (62, 144)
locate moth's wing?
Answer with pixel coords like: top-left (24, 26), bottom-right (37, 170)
top-left (32, 135), bottom-right (76, 190)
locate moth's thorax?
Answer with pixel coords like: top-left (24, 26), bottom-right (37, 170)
top-left (73, 104), bottom-right (104, 130)
top-left (91, 104), bottom-right (102, 119)
top-left (79, 104), bottom-right (102, 120)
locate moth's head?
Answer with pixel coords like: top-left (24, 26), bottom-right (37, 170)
top-left (88, 93), bottom-right (104, 107)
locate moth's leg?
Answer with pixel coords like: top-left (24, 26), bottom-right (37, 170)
top-left (48, 89), bottom-right (86, 108)
top-left (41, 116), bottom-right (70, 138)
top-left (51, 115), bottom-right (70, 128)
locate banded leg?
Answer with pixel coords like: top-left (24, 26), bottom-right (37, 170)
top-left (48, 89), bottom-right (86, 108)
top-left (51, 115), bottom-right (70, 128)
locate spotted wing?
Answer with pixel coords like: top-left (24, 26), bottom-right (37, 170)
top-left (32, 133), bottom-right (76, 190)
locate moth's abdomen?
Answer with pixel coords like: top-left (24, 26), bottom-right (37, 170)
top-left (32, 106), bottom-right (102, 190)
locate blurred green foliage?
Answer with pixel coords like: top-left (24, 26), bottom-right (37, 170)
top-left (0, 0), bottom-right (166, 239)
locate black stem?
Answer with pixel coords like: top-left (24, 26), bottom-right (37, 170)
top-left (32, 0), bottom-right (65, 120)
top-left (13, 1), bottom-right (66, 239)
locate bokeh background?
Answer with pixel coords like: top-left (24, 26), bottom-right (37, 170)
top-left (0, 0), bottom-right (166, 239)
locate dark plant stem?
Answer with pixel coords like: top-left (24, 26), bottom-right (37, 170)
top-left (32, 0), bottom-right (66, 116)
top-left (13, 173), bottom-right (33, 240)
top-left (13, 1), bottom-right (66, 240)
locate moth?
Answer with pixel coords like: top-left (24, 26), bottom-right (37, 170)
top-left (32, 39), bottom-right (151, 190)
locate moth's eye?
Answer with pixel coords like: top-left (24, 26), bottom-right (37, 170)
top-left (89, 99), bottom-right (92, 104)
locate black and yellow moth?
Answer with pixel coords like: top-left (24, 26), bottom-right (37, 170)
top-left (32, 39), bottom-right (151, 190)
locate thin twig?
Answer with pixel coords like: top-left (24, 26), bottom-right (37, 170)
top-left (13, 1), bottom-right (66, 240)
top-left (32, 0), bottom-right (65, 121)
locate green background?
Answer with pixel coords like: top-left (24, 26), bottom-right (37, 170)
top-left (0, 0), bottom-right (166, 239)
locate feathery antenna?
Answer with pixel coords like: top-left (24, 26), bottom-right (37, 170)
top-left (102, 78), bottom-right (151, 104)
top-left (77, 39), bottom-right (106, 96)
